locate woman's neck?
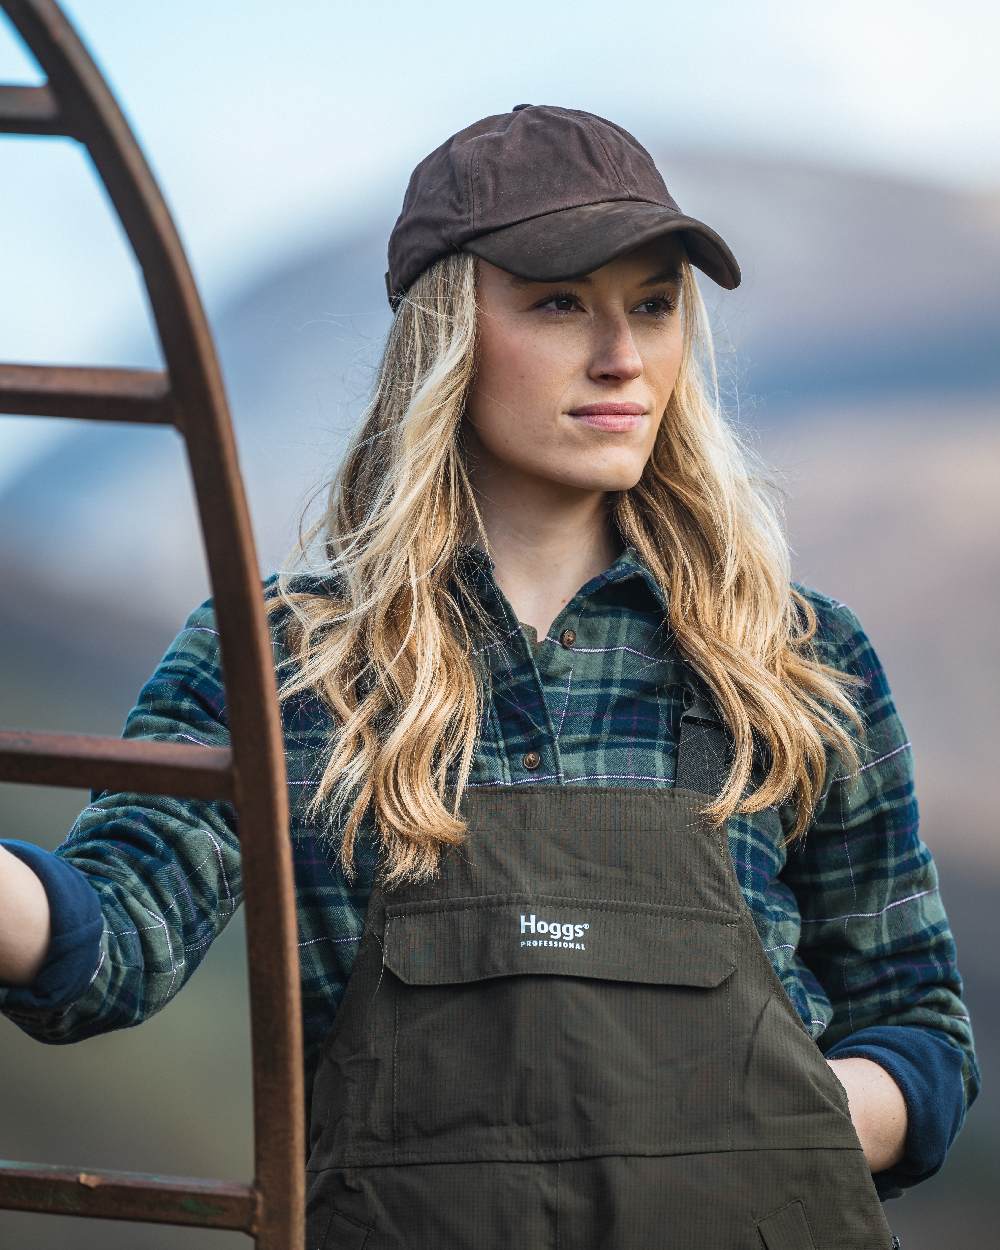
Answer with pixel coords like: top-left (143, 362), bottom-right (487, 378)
top-left (481, 526), bottom-right (625, 643)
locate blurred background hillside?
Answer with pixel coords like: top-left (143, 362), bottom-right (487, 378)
top-left (1, 1), bottom-right (997, 1246)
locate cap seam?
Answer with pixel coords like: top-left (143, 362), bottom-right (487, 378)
top-left (588, 120), bottom-right (631, 196)
top-left (470, 147), bottom-right (481, 233)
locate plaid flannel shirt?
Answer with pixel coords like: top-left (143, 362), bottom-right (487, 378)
top-left (0, 542), bottom-right (981, 1200)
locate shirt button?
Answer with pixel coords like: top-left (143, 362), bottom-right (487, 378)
top-left (559, 628), bottom-right (576, 648)
top-left (522, 751), bottom-right (541, 770)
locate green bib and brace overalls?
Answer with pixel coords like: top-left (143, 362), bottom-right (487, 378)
top-left (305, 686), bottom-right (901, 1249)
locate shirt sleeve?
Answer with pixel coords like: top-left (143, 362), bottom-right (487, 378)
top-left (0, 595), bottom-right (244, 1043)
top-left (780, 591), bottom-right (982, 1201)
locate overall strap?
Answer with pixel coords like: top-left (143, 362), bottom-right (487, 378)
top-left (675, 683), bottom-right (732, 800)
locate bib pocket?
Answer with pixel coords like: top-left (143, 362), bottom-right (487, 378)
top-left (729, 916), bottom-right (873, 1155)
top-left (377, 891), bottom-right (738, 1159)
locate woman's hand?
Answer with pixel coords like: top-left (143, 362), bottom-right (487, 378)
top-left (826, 1056), bottom-right (909, 1173)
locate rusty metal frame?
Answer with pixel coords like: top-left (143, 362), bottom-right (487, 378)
top-left (0, 2), bottom-right (305, 1244)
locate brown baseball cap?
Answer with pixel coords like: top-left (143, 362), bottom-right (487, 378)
top-left (384, 103), bottom-right (741, 311)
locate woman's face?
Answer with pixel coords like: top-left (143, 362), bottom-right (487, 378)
top-left (463, 236), bottom-right (685, 498)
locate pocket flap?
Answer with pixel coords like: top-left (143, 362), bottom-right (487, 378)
top-left (323, 1209), bottom-right (372, 1249)
top-left (756, 1198), bottom-right (817, 1250)
top-left (383, 893), bottom-right (737, 987)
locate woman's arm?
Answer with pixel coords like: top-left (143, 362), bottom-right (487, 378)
top-left (781, 592), bottom-right (981, 1197)
top-left (0, 596), bottom-right (244, 1041)
top-left (0, 844), bottom-right (52, 984)
top-left (827, 1054), bottom-right (908, 1172)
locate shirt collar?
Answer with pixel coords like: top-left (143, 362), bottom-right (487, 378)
top-left (453, 540), bottom-right (668, 614)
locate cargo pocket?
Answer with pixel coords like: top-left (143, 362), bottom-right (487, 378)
top-left (378, 891), bottom-right (738, 1158)
top-left (756, 1198), bottom-right (817, 1249)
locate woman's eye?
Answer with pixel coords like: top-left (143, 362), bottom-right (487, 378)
top-left (635, 295), bottom-right (678, 317)
top-left (534, 291), bottom-right (678, 316)
top-left (536, 293), bottom-right (580, 313)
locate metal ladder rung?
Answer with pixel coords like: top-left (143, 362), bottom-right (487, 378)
top-left (0, 730), bottom-right (235, 800)
top-left (0, 363), bottom-right (175, 424)
top-left (0, 1160), bottom-right (257, 1231)
top-left (0, 83), bottom-right (62, 134)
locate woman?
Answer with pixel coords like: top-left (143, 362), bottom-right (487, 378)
top-left (0, 106), bottom-right (978, 1248)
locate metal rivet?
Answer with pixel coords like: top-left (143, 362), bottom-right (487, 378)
top-left (522, 751), bottom-right (541, 770)
top-left (559, 628), bottom-right (576, 648)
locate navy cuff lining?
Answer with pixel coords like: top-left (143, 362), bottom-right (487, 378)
top-left (824, 1023), bottom-right (966, 1199)
top-left (0, 840), bottom-right (104, 1013)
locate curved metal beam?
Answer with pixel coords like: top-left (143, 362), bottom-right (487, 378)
top-left (0, 3), bottom-right (305, 1245)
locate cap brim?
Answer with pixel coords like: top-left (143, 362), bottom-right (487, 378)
top-left (462, 199), bottom-right (740, 290)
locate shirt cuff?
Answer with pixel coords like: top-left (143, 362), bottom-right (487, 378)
top-left (823, 1024), bottom-right (967, 1201)
top-left (0, 839), bottom-right (104, 1013)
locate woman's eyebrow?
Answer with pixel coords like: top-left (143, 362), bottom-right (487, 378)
top-left (639, 264), bottom-right (682, 286)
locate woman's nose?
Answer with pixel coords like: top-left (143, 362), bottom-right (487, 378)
top-left (587, 318), bottom-right (643, 382)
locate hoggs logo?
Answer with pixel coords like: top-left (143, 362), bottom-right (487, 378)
top-left (519, 912), bottom-right (589, 950)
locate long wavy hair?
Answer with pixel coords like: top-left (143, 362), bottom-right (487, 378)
top-left (265, 247), bottom-right (867, 891)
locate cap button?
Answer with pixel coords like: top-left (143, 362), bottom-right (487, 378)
top-left (512, 103), bottom-right (532, 111)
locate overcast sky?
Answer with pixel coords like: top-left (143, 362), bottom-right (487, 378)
top-left (1, 0), bottom-right (997, 491)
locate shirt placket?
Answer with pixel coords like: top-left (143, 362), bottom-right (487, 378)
top-left (481, 576), bottom-right (591, 787)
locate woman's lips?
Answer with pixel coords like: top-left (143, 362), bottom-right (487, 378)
top-left (568, 403), bottom-right (647, 432)
top-left (573, 413), bottom-right (642, 431)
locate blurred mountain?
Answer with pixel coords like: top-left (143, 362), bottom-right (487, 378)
top-left (764, 391), bottom-right (999, 871)
top-left (1, 146), bottom-right (999, 635)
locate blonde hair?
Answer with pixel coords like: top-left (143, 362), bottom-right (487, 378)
top-left (266, 248), bottom-right (866, 891)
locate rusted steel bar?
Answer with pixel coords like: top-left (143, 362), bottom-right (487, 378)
top-left (0, 83), bottom-right (62, 134)
top-left (0, 1162), bottom-right (259, 1232)
top-left (0, 730), bottom-right (235, 800)
top-left (0, 1), bottom-right (307, 1245)
top-left (0, 364), bottom-right (175, 424)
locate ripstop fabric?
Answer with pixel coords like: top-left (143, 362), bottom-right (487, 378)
top-left (305, 690), bottom-right (899, 1249)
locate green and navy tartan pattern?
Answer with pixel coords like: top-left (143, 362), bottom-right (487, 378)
top-left (0, 543), bottom-right (980, 1192)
